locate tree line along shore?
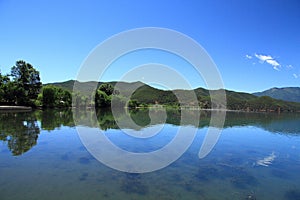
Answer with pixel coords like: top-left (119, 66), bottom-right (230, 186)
top-left (1, 60), bottom-right (300, 112)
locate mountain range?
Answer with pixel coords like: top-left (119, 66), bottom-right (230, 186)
top-left (253, 87), bottom-right (300, 103)
top-left (45, 80), bottom-right (300, 111)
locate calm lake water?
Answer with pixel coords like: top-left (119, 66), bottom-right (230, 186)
top-left (0, 109), bottom-right (300, 200)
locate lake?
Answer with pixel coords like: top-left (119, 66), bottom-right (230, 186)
top-left (0, 109), bottom-right (300, 200)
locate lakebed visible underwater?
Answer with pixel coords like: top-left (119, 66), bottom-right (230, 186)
top-left (0, 109), bottom-right (299, 200)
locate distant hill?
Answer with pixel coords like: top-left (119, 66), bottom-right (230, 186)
top-left (253, 87), bottom-right (300, 103)
top-left (44, 80), bottom-right (300, 112)
top-left (44, 80), bottom-right (145, 96)
top-left (44, 80), bottom-right (100, 94)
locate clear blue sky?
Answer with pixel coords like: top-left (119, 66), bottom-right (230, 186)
top-left (0, 0), bottom-right (299, 92)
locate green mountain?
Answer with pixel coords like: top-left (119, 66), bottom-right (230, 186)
top-left (44, 80), bottom-right (100, 95)
top-left (45, 80), bottom-right (145, 96)
top-left (44, 80), bottom-right (300, 112)
top-left (253, 87), bottom-right (300, 103)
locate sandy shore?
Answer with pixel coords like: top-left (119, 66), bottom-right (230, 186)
top-left (0, 106), bottom-right (32, 111)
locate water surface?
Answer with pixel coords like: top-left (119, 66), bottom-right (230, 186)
top-left (0, 109), bottom-right (299, 200)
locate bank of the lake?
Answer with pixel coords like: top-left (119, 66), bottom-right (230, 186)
top-left (0, 106), bottom-right (32, 111)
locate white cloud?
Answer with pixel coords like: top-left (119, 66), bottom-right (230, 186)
top-left (254, 53), bottom-right (281, 71)
top-left (255, 54), bottom-right (273, 62)
top-left (265, 59), bottom-right (280, 70)
top-left (245, 54), bottom-right (252, 59)
top-left (293, 74), bottom-right (298, 78)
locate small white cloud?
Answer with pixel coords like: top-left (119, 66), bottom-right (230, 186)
top-left (254, 53), bottom-right (281, 71)
top-left (265, 59), bottom-right (280, 70)
top-left (255, 54), bottom-right (273, 62)
top-left (245, 54), bottom-right (252, 59)
top-left (293, 74), bottom-right (298, 78)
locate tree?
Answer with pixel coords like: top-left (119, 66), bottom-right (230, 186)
top-left (128, 99), bottom-right (139, 108)
top-left (0, 72), bottom-right (16, 104)
top-left (0, 71), bottom-right (3, 102)
top-left (98, 83), bottom-right (114, 96)
top-left (42, 85), bottom-right (72, 108)
top-left (42, 86), bottom-right (56, 107)
top-left (94, 83), bottom-right (115, 108)
top-left (3, 81), bottom-right (17, 104)
top-left (55, 87), bottom-right (72, 107)
top-left (0, 72), bottom-right (10, 103)
top-left (95, 90), bottom-right (111, 107)
top-left (10, 60), bottom-right (42, 105)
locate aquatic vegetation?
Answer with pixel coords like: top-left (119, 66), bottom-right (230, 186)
top-left (285, 189), bottom-right (300, 200)
top-left (61, 153), bottom-right (70, 161)
top-left (245, 193), bottom-right (257, 200)
top-left (195, 163), bottom-right (258, 189)
top-left (170, 173), bottom-right (182, 182)
top-left (229, 170), bottom-right (258, 189)
top-left (256, 152), bottom-right (276, 167)
top-left (271, 169), bottom-right (290, 179)
top-left (78, 157), bottom-right (90, 164)
top-left (120, 173), bottom-right (148, 195)
top-left (182, 181), bottom-right (194, 192)
top-left (195, 165), bottom-right (219, 181)
top-left (79, 172), bottom-right (89, 181)
top-left (216, 164), bottom-right (258, 188)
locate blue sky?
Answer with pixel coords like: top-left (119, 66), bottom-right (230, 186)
top-left (0, 0), bottom-right (299, 92)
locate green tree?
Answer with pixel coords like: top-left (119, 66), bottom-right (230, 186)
top-left (42, 85), bottom-right (72, 108)
top-left (0, 71), bottom-right (3, 102)
top-left (128, 99), bottom-right (139, 108)
top-left (35, 93), bottom-right (43, 107)
top-left (95, 90), bottom-right (111, 107)
top-left (0, 73), bottom-right (16, 104)
top-left (42, 86), bottom-right (56, 107)
top-left (99, 83), bottom-right (114, 96)
top-left (56, 88), bottom-right (72, 107)
top-left (10, 60), bottom-right (42, 105)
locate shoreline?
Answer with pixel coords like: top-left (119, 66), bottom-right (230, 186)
top-left (0, 106), bottom-right (32, 111)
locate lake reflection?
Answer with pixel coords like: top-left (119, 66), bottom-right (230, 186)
top-left (0, 109), bottom-right (300, 200)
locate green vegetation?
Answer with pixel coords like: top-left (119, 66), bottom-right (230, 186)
top-left (0, 60), bottom-right (71, 108)
top-left (41, 85), bottom-right (72, 108)
top-left (128, 85), bottom-right (300, 112)
top-left (1, 61), bottom-right (300, 112)
top-left (95, 85), bottom-right (112, 107)
top-left (95, 83), bottom-right (135, 108)
top-left (47, 80), bottom-right (300, 112)
top-left (0, 60), bottom-right (42, 106)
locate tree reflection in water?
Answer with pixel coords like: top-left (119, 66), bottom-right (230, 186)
top-left (0, 111), bottom-right (40, 156)
top-left (0, 108), bottom-right (299, 156)
top-left (0, 109), bottom-right (74, 156)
